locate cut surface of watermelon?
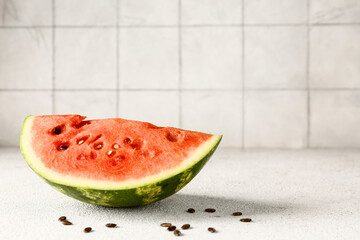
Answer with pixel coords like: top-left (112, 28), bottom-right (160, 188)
top-left (20, 115), bottom-right (221, 207)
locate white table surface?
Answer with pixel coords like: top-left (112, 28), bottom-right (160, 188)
top-left (1, 148), bottom-right (359, 240)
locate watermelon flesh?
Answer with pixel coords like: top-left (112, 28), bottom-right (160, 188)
top-left (20, 115), bottom-right (222, 207)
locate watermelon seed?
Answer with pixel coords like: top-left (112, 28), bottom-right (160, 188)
top-left (112, 144), bottom-right (120, 149)
top-left (58, 145), bottom-right (69, 150)
top-left (167, 226), bottom-right (176, 231)
top-left (58, 216), bottom-right (66, 222)
top-left (123, 138), bottom-right (132, 144)
top-left (232, 212), bottom-right (242, 216)
top-left (130, 139), bottom-right (143, 150)
top-left (107, 150), bottom-right (115, 156)
top-left (187, 208), bottom-right (195, 213)
top-left (77, 136), bottom-right (89, 145)
top-left (166, 132), bottom-right (178, 142)
top-left (205, 208), bottom-right (216, 213)
top-left (83, 227), bottom-right (92, 233)
top-left (240, 218), bottom-right (252, 222)
top-left (94, 143), bottom-right (103, 150)
top-left (181, 224), bottom-right (190, 230)
top-left (105, 223), bottom-right (117, 228)
top-left (208, 227), bottom-right (216, 233)
top-left (160, 223), bottom-right (172, 227)
top-left (174, 230), bottom-right (181, 236)
top-left (62, 220), bottom-right (72, 225)
top-left (53, 126), bottom-right (62, 135)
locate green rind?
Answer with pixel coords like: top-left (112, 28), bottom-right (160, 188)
top-left (44, 141), bottom-right (220, 207)
top-left (20, 115), bottom-right (222, 207)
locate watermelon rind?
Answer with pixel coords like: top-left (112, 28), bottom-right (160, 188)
top-left (20, 116), bottom-right (222, 207)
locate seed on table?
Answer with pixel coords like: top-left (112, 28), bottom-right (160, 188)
top-left (58, 216), bottom-right (66, 222)
top-left (187, 208), bottom-right (195, 213)
top-left (83, 227), bottom-right (92, 233)
top-left (62, 220), bottom-right (72, 225)
top-left (240, 218), bottom-right (252, 222)
top-left (205, 208), bottom-right (216, 213)
top-left (167, 226), bottom-right (176, 231)
top-left (174, 230), bottom-right (181, 236)
top-left (106, 223), bottom-right (117, 228)
top-left (208, 227), bottom-right (216, 233)
top-left (160, 223), bottom-right (172, 227)
top-left (181, 224), bottom-right (190, 230)
top-left (232, 212), bottom-right (242, 216)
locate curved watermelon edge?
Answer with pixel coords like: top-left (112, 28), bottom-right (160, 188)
top-left (20, 115), bottom-right (222, 193)
top-left (43, 140), bottom-right (220, 207)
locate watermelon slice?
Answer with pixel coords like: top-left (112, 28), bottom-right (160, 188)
top-left (20, 115), bottom-right (222, 207)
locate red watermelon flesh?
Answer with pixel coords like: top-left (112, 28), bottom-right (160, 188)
top-left (30, 115), bottom-right (212, 182)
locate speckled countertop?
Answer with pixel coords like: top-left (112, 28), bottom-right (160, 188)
top-left (1, 148), bottom-right (359, 240)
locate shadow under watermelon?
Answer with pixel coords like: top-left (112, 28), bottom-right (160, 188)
top-left (81, 193), bottom-right (306, 221)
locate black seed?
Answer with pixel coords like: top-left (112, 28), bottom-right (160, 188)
top-left (174, 230), bottom-right (181, 236)
top-left (160, 223), bottom-right (172, 227)
top-left (205, 208), bottom-right (216, 213)
top-left (240, 218), bottom-right (252, 222)
top-left (53, 127), bottom-right (62, 135)
top-left (181, 224), bottom-right (190, 230)
top-left (106, 223), bottom-right (117, 228)
top-left (58, 216), bottom-right (66, 222)
top-left (58, 145), bottom-right (68, 150)
top-left (208, 227), bottom-right (216, 233)
top-left (62, 220), bottom-right (72, 225)
top-left (232, 212), bottom-right (242, 216)
top-left (167, 226), bottom-right (176, 231)
top-left (84, 227), bottom-right (92, 233)
top-left (123, 137), bottom-right (132, 144)
top-left (187, 208), bottom-right (195, 213)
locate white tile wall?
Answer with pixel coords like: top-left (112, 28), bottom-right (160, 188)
top-left (0, 0), bottom-right (52, 26)
top-left (0, 91), bottom-right (52, 146)
top-left (182, 91), bottom-right (242, 147)
top-left (119, 0), bottom-right (178, 26)
top-left (119, 90), bottom-right (179, 127)
top-left (1, 0), bottom-right (360, 149)
top-left (310, 26), bottom-right (360, 88)
top-left (244, 0), bottom-right (307, 24)
top-left (54, 91), bottom-right (117, 119)
top-left (245, 26), bottom-right (307, 89)
top-left (310, 0), bottom-right (360, 24)
top-left (55, 28), bottom-right (117, 89)
top-left (119, 28), bottom-right (179, 89)
top-left (0, 29), bottom-right (52, 89)
top-left (181, 0), bottom-right (242, 25)
top-left (310, 91), bottom-right (360, 148)
top-left (55, 0), bottom-right (117, 26)
top-left (182, 27), bottom-right (242, 89)
top-left (244, 91), bottom-right (307, 148)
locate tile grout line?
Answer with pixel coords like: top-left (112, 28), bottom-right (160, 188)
top-left (1, 23), bottom-right (360, 29)
top-left (178, 0), bottom-right (182, 128)
top-left (51, 0), bottom-right (56, 114)
top-left (306, 0), bottom-right (311, 148)
top-left (241, 0), bottom-right (245, 149)
top-left (116, 0), bottom-right (120, 118)
top-left (4, 88), bottom-right (360, 92)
